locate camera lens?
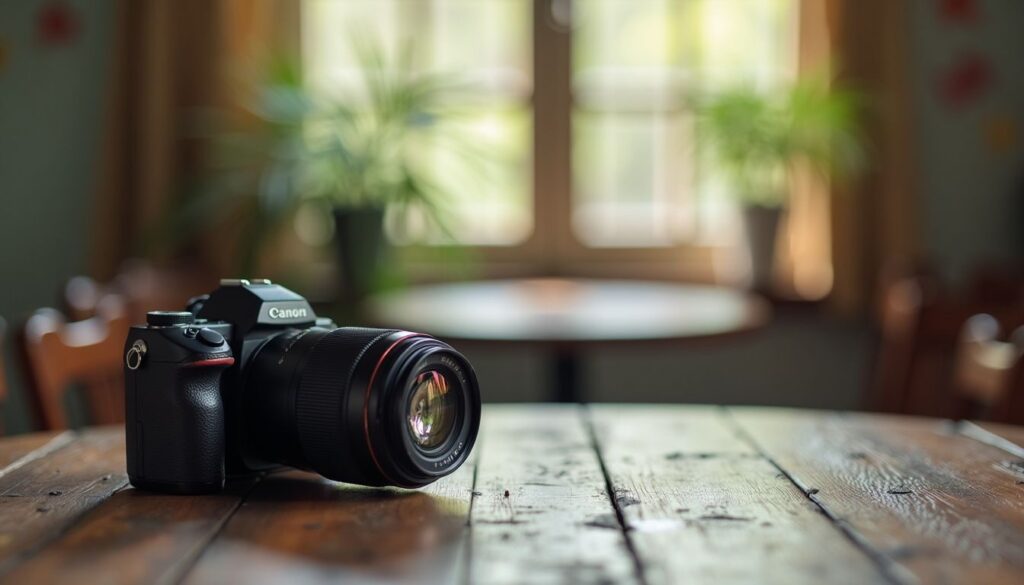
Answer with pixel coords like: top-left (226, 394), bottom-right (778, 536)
top-left (244, 327), bottom-right (480, 488)
top-left (407, 369), bottom-right (459, 450)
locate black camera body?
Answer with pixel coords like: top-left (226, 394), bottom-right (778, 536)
top-left (124, 279), bottom-right (480, 494)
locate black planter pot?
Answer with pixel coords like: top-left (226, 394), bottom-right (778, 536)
top-left (332, 206), bottom-right (387, 304)
top-left (741, 204), bottom-right (783, 294)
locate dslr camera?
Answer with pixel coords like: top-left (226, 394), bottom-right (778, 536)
top-left (123, 278), bottom-right (481, 494)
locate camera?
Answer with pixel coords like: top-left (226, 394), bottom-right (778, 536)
top-left (123, 278), bottom-right (481, 494)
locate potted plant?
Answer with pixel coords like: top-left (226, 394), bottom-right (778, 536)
top-left (699, 76), bottom-right (864, 292)
top-left (169, 38), bottom-right (465, 304)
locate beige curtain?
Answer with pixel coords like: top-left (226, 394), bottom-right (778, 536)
top-left (780, 0), bottom-right (920, 314)
top-left (775, 0), bottom-right (837, 301)
top-left (829, 0), bottom-right (921, 314)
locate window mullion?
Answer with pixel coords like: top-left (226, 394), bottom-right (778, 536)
top-left (532, 0), bottom-right (573, 273)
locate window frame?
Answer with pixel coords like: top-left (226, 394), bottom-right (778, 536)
top-left (390, 0), bottom-right (723, 283)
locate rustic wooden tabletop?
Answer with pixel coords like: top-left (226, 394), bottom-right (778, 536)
top-left (0, 405), bottom-right (1023, 584)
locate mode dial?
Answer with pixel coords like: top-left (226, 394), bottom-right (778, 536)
top-left (146, 311), bottom-right (195, 327)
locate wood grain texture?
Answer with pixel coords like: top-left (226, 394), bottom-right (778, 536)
top-left (0, 432), bottom-right (68, 473)
top-left (0, 428), bottom-right (127, 573)
top-left (731, 408), bottom-right (1024, 584)
top-left (970, 421), bottom-right (1024, 454)
top-left (0, 479), bottom-right (255, 585)
top-left (468, 405), bottom-right (638, 585)
top-left (589, 406), bottom-right (888, 585)
top-left (0, 408), bottom-right (1021, 585)
top-left (183, 464), bottom-right (476, 585)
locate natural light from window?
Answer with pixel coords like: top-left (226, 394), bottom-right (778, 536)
top-left (302, 0), bottom-right (795, 250)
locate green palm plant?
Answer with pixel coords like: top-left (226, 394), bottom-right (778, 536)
top-left (697, 75), bottom-right (864, 292)
top-left (698, 75), bottom-right (865, 207)
top-left (167, 36), bottom-right (474, 287)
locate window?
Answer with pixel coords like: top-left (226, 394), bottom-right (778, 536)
top-left (302, 0), bottom-right (533, 247)
top-left (302, 0), bottom-right (797, 277)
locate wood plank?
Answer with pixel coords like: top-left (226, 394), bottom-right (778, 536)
top-left (0, 479), bottom-right (255, 585)
top-left (183, 464), bottom-right (476, 585)
top-left (0, 427), bottom-right (127, 572)
top-left (731, 408), bottom-right (1024, 584)
top-left (963, 421), bottom-right (1024, 457)
top-left (589, 406), bottom-right (888, 585)
top-left (468, 405), bottom-right (638, 585)
top-left (591, 405), bottom-right (754, 457)
top-left (0, 432), bottom-right (68, 472)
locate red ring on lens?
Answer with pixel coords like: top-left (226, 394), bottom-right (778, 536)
top-left (362, 332), bottom-right (423, 487)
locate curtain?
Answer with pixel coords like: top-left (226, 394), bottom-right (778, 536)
top-left (89, 0), bottom-right (299, 280)
top-left (822, 0), bottom-right (921, 315)
top-left (750, 0), bottom-right (920, 313)
top-left (776, 0), bottom-right (840, 301)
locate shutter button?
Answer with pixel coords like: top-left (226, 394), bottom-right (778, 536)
top-left (197, 328), bottom-right (225, 347)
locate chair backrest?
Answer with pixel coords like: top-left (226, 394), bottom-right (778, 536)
top-left (870, 266), bottom-right (1024, 418)
top-left (63, 275), bottom-right (105, 321)
top-left (869, 273), bottom-right (938, 413)
top-left (20, 296), bottom-right (131, 430)
top-left (952, 313), bottom-right (1024, 424)
top-left (991, 358), bottom-right (1024, 425)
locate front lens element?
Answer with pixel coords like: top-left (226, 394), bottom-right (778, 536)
top-left (407, 370), bottom-right (458, 449)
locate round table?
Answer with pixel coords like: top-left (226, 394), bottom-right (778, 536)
top-left (366, 278), bottom-right (771, 402)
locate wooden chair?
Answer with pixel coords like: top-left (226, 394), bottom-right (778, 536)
top-left (992, 363), bottom-right (1024, 424)
top-left (869, 267), bottom-right (1024, 418)
top-left (20, 296), bottom-right (131, 430)
top-left (63, 275), bottom-right (105, 321)
top-left (868, 271), bottom-right (944, 414)
top-left (952, 314), bottom-right (1024, 424)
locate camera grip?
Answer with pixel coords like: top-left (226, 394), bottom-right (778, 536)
top-left (126, 357), bottom-right (233, 494)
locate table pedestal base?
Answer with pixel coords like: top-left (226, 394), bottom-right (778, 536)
top-left (552, 350), bottom-right (581, 403)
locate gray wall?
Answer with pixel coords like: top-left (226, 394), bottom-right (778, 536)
top-left (910, 0), bottom-right (1024, 280)
top-left (0, 0), bottom-right (115, 432)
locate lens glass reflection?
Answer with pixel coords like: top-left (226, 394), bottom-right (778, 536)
top-left (407, 370), bottom-right (457, 449)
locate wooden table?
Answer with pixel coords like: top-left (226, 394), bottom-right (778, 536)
top-left (367, 279), bottom-right (770, 402)
top-left (1, 406), bottom-right (1023, 584)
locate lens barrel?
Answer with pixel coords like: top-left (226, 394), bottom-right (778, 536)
top-left (244, 327), bottom-right (480, 488)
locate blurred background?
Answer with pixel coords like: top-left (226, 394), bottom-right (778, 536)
top-left (1, 0), bottom-right (1023, 434)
